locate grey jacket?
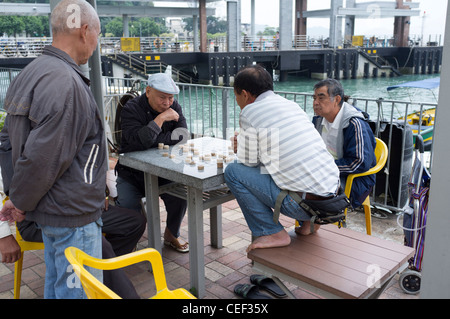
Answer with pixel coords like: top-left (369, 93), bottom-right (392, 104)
top-left (2, 46), bottom-right (107, 227)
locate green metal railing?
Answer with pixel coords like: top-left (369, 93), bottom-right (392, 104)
top-left (0, 70), bottom-right (438, 212)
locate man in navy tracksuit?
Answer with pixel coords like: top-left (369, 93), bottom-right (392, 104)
top-left (312, 79), bottom-right (376, 208)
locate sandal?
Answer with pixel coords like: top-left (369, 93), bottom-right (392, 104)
top-left (250, 274), bottom-right (287, 298)
top-left (234, 284), bottom-right (273, 299)
top-left (164, 238), bottom-right (189, 253)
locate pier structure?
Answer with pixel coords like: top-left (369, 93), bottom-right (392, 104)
top-left (0, 1), bottom-right (442, 84)
top-left (240, 0), bottom-right (420, 50)
top-left (293, 0), bottom-right (420, 48)
top-left (0, 0), bottom-right (218, 53)
top-left (97, 46), bottom-right (441, 85)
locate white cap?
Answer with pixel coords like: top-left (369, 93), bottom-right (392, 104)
top-left (147, 73), bottom-right (180, 95)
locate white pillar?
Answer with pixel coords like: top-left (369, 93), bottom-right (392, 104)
top-left (279, 0), bottom-right (293, 50)
top-left (227, 0), bottom-right (241, 52)
top-left (330, 0), bottom-right (343, 48)
top-left (123, 14), bottom-right (129, 37)
top-left (420, 2), bottom-right (450, 299)
top-left (250, 0), bottom-right (255, 39)
top-left (193, 15), bottom-right (199, 52)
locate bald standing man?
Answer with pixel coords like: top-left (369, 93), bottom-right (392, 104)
top-left (0, 0), bottom-right (107, 298)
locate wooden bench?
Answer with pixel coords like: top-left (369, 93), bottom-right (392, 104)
top-left (247, 224), bottom-right (415, 299)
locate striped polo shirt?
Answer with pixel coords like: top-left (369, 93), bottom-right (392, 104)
top-left (237, 91), bottom-right (340, 196)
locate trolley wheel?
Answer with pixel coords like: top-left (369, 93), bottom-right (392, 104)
top-left (399, 270), bottom-right (421, 294)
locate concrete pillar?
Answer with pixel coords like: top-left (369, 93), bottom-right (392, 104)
top-left (394, 0), bottom-right (411, 47)
top-left (420, 2), bottom-right (450, 299)
top-left (330, 0), bottom-right (344, 49)
top-left (279, 0), bottom-right (293, 50)
top-left (295, 0), bottom-right (307, 36)
top-left (123, 14), bottom-right (129, 37)
top-left (227, 0), bottom-right (241, 52)
top-left (344, 0), bottom-right (355, 46)
top-left (251, 0), bottom-right (256, 39)
top-left (193, 15), bottom-right (199, 52)
top-left (199, 0), bottom-right (207, 52)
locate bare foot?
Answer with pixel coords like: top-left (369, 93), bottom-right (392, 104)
top-left (246, 229), bottom-right (291, 252)
top-left (295, 221), bottom-right (320, 235)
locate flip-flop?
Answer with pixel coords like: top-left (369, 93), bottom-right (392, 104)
top-left (250, 274), bottom-right (287, 298)
top-left (164, 238), bottom-right (189, 253)
top-left (234, 284), bottom-right (273, 299)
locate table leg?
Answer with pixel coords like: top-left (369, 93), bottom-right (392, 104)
top-left (145, 173), bottom-right (162, 252)
top-left (210, 206), bottom-right (222, 249)
top-left (187, 186), bottom-right (205, 298)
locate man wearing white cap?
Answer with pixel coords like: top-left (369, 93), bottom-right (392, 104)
top-left (115, 73), bottom-right (189, 252)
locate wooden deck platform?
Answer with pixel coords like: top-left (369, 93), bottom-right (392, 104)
top-left (248, 224), bottom-right (415, 299)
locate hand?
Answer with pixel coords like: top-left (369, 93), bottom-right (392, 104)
top-left (231, 131), bottom-right (239, 153)
top-left (154, 109), bottom-right (180, 127)
top-left (0, 234), bottom-right (21, 263)
top-left (0, 200), bottom-right (26, 223)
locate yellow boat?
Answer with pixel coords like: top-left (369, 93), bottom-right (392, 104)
top-left (388, 78), bottom-right (439, 151)
top-left (399, 108), bottom-right (434, 150)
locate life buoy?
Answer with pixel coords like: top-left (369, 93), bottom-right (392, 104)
top-left (153, 38), bottom-right (162, 48)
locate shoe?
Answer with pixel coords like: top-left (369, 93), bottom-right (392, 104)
top-left (234, 284), bottom-right (273, 299)
top-left (250, 274), bottom-right (287, 298)
top-left (164, 238), bottom-right (189, 253)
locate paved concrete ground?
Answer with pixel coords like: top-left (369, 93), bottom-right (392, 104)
top-left (0, 198), bottom-right (420, 300)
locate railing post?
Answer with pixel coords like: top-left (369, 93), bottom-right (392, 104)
top-left (374, 98), bottom-right (383, 136)
top-left (221, 88), bottom-right (229, 140)
top-left (8, 69), bottom-right (13, 83)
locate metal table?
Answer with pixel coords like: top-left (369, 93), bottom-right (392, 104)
top-left (119, 137), bottom-right (236, 298)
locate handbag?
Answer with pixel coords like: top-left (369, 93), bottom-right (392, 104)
top-left (274, 187), bottom-right (350, 233)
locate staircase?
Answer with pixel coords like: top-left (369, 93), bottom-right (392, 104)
top-left (104, 53), bottom-right (197, 83)
top-left (358, 49), bottom-right (402, 76)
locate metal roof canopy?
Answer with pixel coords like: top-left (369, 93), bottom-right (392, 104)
top-left (108, 0), bottom-right (220, 2)
top-left (0, 2), bottom-right (216, 17)
top-left (98, 5), bottom-right (215, 17)
top-left (303, 1), bottom-right (420, 18)
top-left (110, 0), bottom-right (219, 2)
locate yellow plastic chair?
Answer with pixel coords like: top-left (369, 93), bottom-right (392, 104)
top-left (64, 246), bottom-right (196, 299)
top-left (343, 137), bottom-right (388, 235)
top-left (14, 224), bottom-right (45, 299)
top-left (1, 195), bottom-right (44, 299)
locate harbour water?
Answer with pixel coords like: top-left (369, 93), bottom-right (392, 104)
top-left (274, 73), bottom-right (440, 104)
top-left (271, 73), bottom-right (440, 123)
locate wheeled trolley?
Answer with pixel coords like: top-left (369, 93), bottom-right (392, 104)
top-left (398, 135), bottom-right (431, 294)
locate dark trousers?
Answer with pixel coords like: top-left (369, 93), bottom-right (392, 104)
top-left (115, 176), bottom-right (187, 238)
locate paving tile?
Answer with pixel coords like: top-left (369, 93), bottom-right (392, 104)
top-left (0, 199), bottom-right (419, 300)
top-left (206, 261), bottom-right (234, 277)
top-left (0, 263), bottom-right (11, 277)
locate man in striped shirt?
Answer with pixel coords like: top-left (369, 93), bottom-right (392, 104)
top-left (224, 65), bottom-right (340, 252)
